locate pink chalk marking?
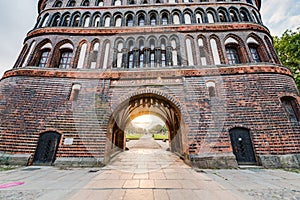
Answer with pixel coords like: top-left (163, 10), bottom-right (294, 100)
top-left (0, 182), bottom-right (25, 189)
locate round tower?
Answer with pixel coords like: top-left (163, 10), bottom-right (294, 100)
top-left (1, 0), bottom-right (299, 168)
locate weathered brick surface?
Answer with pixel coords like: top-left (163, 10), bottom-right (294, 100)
top-left (1, 66), bottom-right (300, 167)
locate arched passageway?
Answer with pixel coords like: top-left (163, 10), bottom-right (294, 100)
top-left (106, 93), bottom-right (185, 162)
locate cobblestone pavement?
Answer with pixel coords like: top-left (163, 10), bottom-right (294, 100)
top-left (0, 136), bottom-right (299, 200)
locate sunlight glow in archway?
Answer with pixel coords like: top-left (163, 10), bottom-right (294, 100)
top-left (131, 115), bottom-right (164, 129)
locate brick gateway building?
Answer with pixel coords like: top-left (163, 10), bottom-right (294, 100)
top-left (0, 0), bottom-right (299, 168)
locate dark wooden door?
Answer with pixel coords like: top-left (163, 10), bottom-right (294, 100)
top-left (230, 128), bottom-right (256, 164)
top-left (33, 132), bottom-right (61, 165)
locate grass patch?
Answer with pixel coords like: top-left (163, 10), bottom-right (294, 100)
top-left (0, 166), bottom-right (17, 171)
top-left (283, 168), bottom-right (300, 173)
top-left (126, 134), bottom-right (143, 140)
top-left (153, 134), bottom-right (168, 140)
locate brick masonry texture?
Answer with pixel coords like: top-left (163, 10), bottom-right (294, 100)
top-left (1, 66), bottom-right (300, 167)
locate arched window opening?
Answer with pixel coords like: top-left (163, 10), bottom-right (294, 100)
top-left (38, 49), bottom-right (51, 68)
top-left (240, 11), bottom-right (249, 22)
top-left (171, 39), bottom-right (178, 66)
top-left (77, 43), bottom-right (87, 69)
top-left (150, 15), bottom-right (157, 25)
top-left (218, 11), bottom-right (226, 22)
top-left (70, 84), bottom-right (81, 101)
top-left (73, 15), bottom-right (81, 27)
top-left (141, 0), bottom-right (148, 4)
top-left (162, 14), bottom-right (168, 25)
top-left (149, 39), bottom-right (155, 67)
top-left (185, 38), bottom-right (194, 66)
top-left (173, 14), bottom-right (180, 25)
top-left (196, 13), bottom-right (202, 24)
top-left (246, 0), bottom-right (253, 4)
top-left (67, 0), bottom-right (76, 7)
top-left (115, 0), bottom-right (122, 5)
top-left (281, 97), bottom-right (300, 122)
top-left (90, 42), bottom-right (99, 69)
top-left (206, 81), bottom-right (216, 97)
top-left (62, 15), bottom-right (70, 26)
top-left (41, 15), bottom-right (50, 27)
top-left (59, 49), bottom-right (73, 69)
top-left (53, 0), bottom-right (63, 7)
top-left (210, 38), bottom-right (221, 65)
top-left (22, 41), bottom-right (36, 67)
top-left (115, 16), bottom-right (122, 27)
top-left (81, 0), bottom-right (90, 6)
top-left (248, 44), bottom-right (261, 63)
top-left (198, 38), bottom-right (207, 65)
top-left (226, 45), bottom-right (240, 64)
top-left (96, 0), bottom-right (104, 6)
top-left (128, 0), bottom-right (135, 5)
top-left (138, 15), bottom-right (145, 26)
top-left (103, 42), bottom-right (110, 69)
top-left (139, 53), bottom-right (144, 68)
top-left (104, 16), bottom-right (111, 27)
top-left (83, 16), bottom-right (90, 27)
top-left (51, 15), bottom-right (60, 27)
top-left (117, 42), bottom-right (123, 68)
top-left (184, 13), bottom-right (191, 24)
top-left (230, 10), bottom-right (239, 22)
top-left (161, 39), bottom-right (167, 67)
top-left (207, 12), bottom-right (215, 23)
top-left (93, 16), bottom-right (100, 27)
top-left (126, 15), bottom-right (134, 26)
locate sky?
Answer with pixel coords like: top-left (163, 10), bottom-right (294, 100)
top-left (0, 0), bottom-right (299, 77)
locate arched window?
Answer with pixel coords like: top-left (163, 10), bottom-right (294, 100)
top-left (53, 0), bottom-right (63, 7)
top-left (226, 45), bottom-right (240, 64)
top-left (281, 97), bottom-right (300, 122)
top-left (230, 10), bottom-right (239, 22)
top-left (171, 39), bottom-right (178, 66)
top-left (196, 13), bottom-right (203, 24)
top-left (67, 0), bottom-right (76, 7)
top-left (126, 15), bottom-right (134, 26)
top-left (240, 10), bottom-right (249, 22)
top-left (61, 14), bottom-right (70, 26)
top-left (161, 13), bottom-right (168, 25)
top-left (248, 44), bottom-right (261, 63)
top-left (207, 12), bottom-right (215, 23)
top-left (81, 0), bottom-right (90, 6)
top-left (173, 14), bottom-right (180, 25)
top-left (90, 42), bottom-right (99, 69)
top-left (115, 16), bottom-right (122, 27)
top-left (184, 13), bottom-right (191, 24)
top-left (206, 81), bottom-right (216, 97)
top-left (83, 15), bottom-right (91, 27)
top-left (198, 38), bottom-right (207, 65)
top-left (59, 48), bottom-right (73, 69)
top-left (117, 42), bottom-right (123, 68)
top-left (141, 0), bottom-right (148, 4)
top-left (185, 38), bottom-right (194, 66)
top-left (41, 14), bottom-right (50, 27)
top-left (38, 49), bottom-right (51, 68)
top-left (128, 0), bottom-right (135, 4)
top-left (218, 11), bottom-right (226, 22)
top-left (51, 14), bottom-right (61, 27)
top-left (77, 43), bottom-right (87, 69)
top-left (150, 15), bottom-right (157, 25)
top-left (210, 38), bottom-right (221, 65)
top-left (95, 0), bottom-right (104, 6)
top-left (149, 39), bottom-right (156, 67)
top-left (103, 42), bottom-right (110, 69)
top-left (104, 16), bottom-right (111, 27)
top-left (161, 39), bottom-right (167, 67)
top-left (93, 15), bottom-right (101, 27)
top-left (138, 15), bottom-right (145, 26)
top-left (22, 41), bottom-right (36, 67)
top-left (115, 0), bottom-right (122, 5)
top-left (72, 15), bottom-right (81, 27)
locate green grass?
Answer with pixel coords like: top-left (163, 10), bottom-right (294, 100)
top-left (153, 134), bottom-right (168, 140)
top-left (283, 168), bottom-right (300, 173)
top-left (0, 166), bottom-right (17, 171)
top-left (126, 134), bottom-right (143, 140)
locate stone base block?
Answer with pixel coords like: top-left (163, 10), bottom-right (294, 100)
top-left (259, 154), bottom-right (300, 168)
top-left (54, 157), bottom-right (105, 167)
top-left (189, 153), bottom-right (239, 169)
top-left (0, 152), bottom-right (31, 166)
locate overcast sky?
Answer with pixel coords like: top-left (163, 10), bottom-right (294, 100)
top-left (0, 0), bottom-right (299, 77)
